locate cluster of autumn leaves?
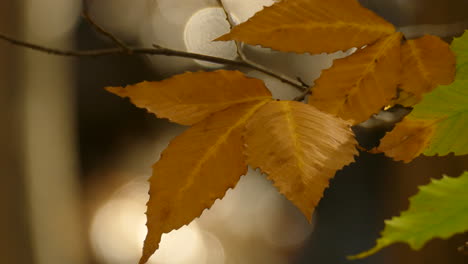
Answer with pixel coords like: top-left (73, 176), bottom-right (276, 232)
top-left (107, 70), bottom-right (358, 264)
top-left (106, 0), bottom-right (467, 263)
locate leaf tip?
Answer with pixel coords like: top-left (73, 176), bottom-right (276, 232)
top-left (302, 209), bottom-right (314, 223)
top-left (139, 234), bottom-right (161, 264)
top-left (347, 246), bottom-right (382, 260)
top-left (138, 249), bottom-right (151, 264)
top-left (348, 238), bottom-right (389, 260)
top-left (138, 256), bottom-right (148, 264)
top-left (306, 215), bottom-right (314, 224)
top-left (105, 86), bottom-right (127, 97)
top-left (367, 147), bottom-right (380, 154)
top-left (214, 33), bottom-right (232, 42)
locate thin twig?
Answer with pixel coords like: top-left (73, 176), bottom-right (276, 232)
top-left (293, 77), bottom-right (314, 102)
top-left (217, 0), bottom-right (309, 94)
top-left (81, 3), bottom-right (130, 52)
top-left (0, 5), bottom-right (309, 93)
top-left (296, 77), bottom-right (309, 87)
top-left (241, 52), bottom-right (309, 94)
top-left (0, 32), bottom-right (306, 89)
top-left (294, 87), bottom-right (312, 102)
top-left (216, 0), bottom-right (243, 58)
top-left (81, 12), bottom-right (130, 52)
top-left (0, 32), bottom-right (239, 62)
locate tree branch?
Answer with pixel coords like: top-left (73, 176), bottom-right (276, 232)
top-left (294, 87), bottom-right (312, 102)
top-left (0, 2), bottom-right (308, 93)
top-left (81, 10), bottom-right (130, 52)
top-left (293, 77), bottom-right (314, 103)
top-left (0, 3), bottom-right (311, 94)
top-left (0, 32), bottom-right (309, 91)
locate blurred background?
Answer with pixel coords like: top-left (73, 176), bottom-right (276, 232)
top-left (1, 0), bottom-right (467, 264)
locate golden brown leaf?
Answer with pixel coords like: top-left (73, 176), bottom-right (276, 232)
top-left (371, 118), bottom-right (435, 163)
top-left (140, 100), bottom-right (269, 264)
top-left (216, 0), bottom-right (395, 54)
top-left (244, 101), bottom-right (358, 220)
top-left (309, 32), bottom-right (403, 124)
top-left (106, 70), bottom-right (271, 125)
top-left (396, 35), bottom-right (456, 106)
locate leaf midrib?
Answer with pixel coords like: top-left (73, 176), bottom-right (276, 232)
top-left (178, 100), bottom-right (269, 194)
top-left (281, 102), bottom-right (307, 176)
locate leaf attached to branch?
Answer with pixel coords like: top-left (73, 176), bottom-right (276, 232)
top-left (106, 70), bottom-right (271, 125)
top-left (217, 0), bottom-right (395, 54)
top-left (308, 32), bottom-right (402, 124)
top-left (107, 70), bottom-right (362, 263)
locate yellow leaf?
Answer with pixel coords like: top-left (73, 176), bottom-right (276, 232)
top-left (216, 0), bottom-right (395, 54)
top-left (309, 32), bottom-right (402, 124)
top-left (371, 118), bottom-right (435, 163)
top-left (140, 100), bottom-right (269, 264)
top-left (396, 35), bottom-right (456, 106)
top-left (106, 70), bottom-right (271, 125)
top-left (244, 101), bottom-right (358, 220)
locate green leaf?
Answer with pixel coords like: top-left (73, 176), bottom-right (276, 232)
top-left (452, 30), bottom-right (468, 79)
top-left (411, 79), bottom-right (468, 156)
top-left (350, 171), bottom-right (468, 259)
top-left (410, 31), bottom-right (468, 156)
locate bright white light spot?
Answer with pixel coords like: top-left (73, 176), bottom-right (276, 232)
top-left (184, 7), bottom-right (238, 68)
top-left (150, 224), bottom-right (207, 264)
top-left (90, 198), bottom-right (146, 264)
top-left (90, 178), bottom-right (211, 264)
